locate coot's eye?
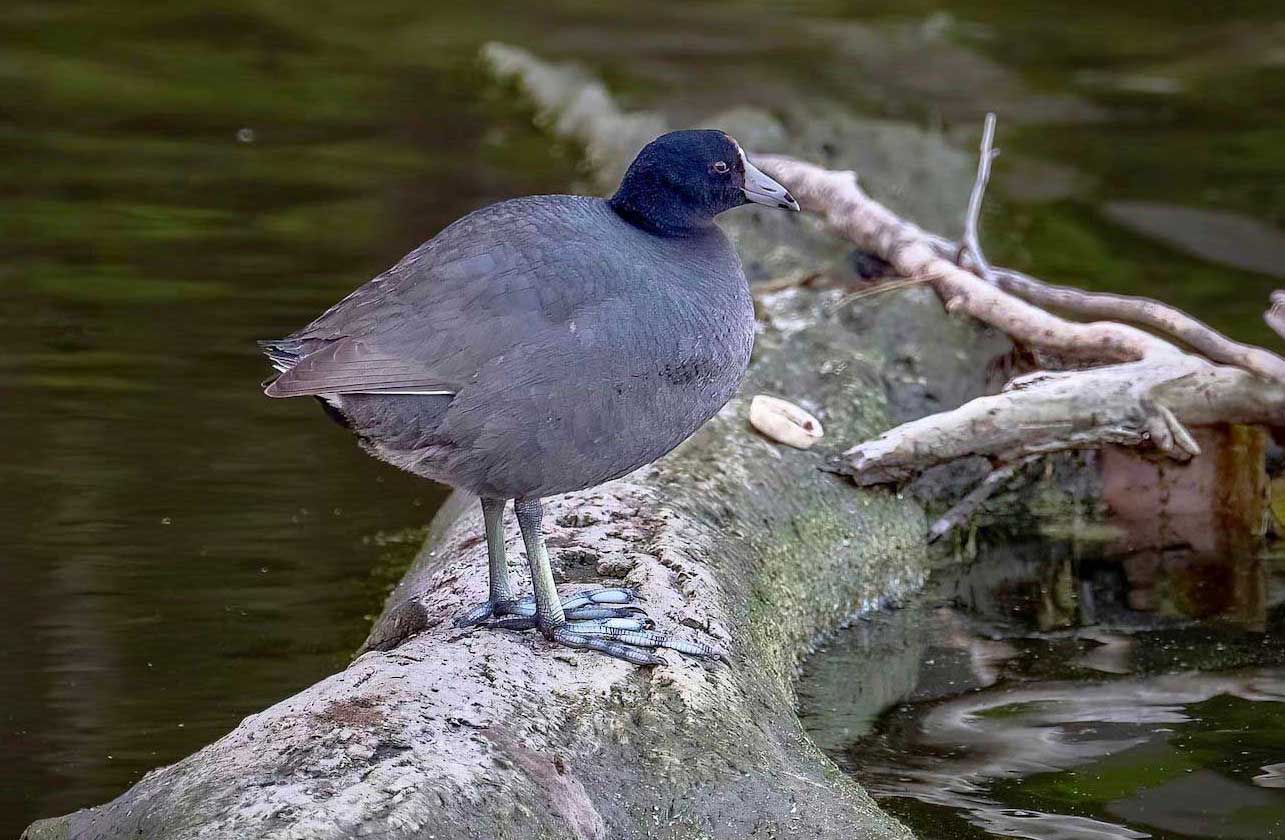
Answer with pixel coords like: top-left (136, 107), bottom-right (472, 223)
top-left (711, 160), bottom-right (729, 174)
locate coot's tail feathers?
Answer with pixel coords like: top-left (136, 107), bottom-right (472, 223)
top-left (259, 337), bottom-right (456, 399)
top-left (258, 339), bottom-right (302, 374)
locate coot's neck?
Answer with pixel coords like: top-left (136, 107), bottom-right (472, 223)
top-left (609, 179), bottom-right (714, 238)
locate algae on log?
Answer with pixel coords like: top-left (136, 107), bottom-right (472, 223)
top-left (26, 290), bottom-right (930, 840)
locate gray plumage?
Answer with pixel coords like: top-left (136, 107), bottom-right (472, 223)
top-left (263, 195), bottom-right (753, 499)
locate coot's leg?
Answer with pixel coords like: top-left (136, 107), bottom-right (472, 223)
top-left (514, 497), bottom-right (568, 627)
top-left (511, 497), bottom-right (723, 666)
top-left (453, 497), bottom-right (518, 627)
top-left (456, 499), bottom-right (640, 627)
top-left (481, 497), bottom-right (514, 601)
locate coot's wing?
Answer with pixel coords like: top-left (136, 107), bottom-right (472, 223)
top-left (262, 196), bottom-right (611, 398)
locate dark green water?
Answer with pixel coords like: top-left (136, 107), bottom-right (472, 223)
top-left (4, 1), bottom-right (1283, 834)
top-left (801, 549), bottom-right (1285, 840)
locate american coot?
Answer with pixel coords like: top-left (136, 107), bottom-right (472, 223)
top-left (261, 130), bottom-right (798, 666)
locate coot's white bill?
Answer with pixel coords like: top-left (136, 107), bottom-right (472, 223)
top-left (741, 157), bottom-right (799, 211)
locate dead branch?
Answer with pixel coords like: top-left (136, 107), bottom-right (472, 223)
top-left (896, 229), bottom-right (1285, 383)
top-left (830, 358), bottom-right (1285, 485)
top-left (986, 269), bottom-right (1285, 384)
top-left (755, 141), bottom-right (1285, 487)
top-left (790, 136), bottom-right (1285, 385)
top-left (1269, 291), bottom-right (1285, 342)
top-left (928, 456), bottom-right (1037, 543)
top-left (957, 112), bottom-right (999, 283)
top-left (756, 154), bottom-right (1184, 368)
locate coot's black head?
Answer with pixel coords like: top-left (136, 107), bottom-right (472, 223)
top-left (609, 129), bottom-right (799, 237)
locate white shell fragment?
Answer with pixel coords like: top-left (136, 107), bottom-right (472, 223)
top-left (748, 395), bottom-right (824, 450)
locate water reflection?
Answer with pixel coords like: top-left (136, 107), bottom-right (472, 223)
top-left (864, 669), bottom-right (1285, 840)
top-left (801, 549), bottom-right (1285, 840)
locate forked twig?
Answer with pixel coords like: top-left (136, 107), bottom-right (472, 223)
top-left (985, 268), bottom-right (1285, 384)
top-left (941, 117), bottom-right (1285, 382)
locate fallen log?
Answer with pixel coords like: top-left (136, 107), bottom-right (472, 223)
top-left (24, 288), bottom-right (940, 840)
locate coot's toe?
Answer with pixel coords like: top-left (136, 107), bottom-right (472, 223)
top-left (455, 584), bottom-right (724, 666)
top-left (545, 619), bottom-right (725, 667)
top-left (453, 586), bottom-right (647, 629)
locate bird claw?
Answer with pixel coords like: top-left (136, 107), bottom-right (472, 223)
top-left (561, 587), bottom-right (650, 621)
top-left (452, 599), bottom-right (515, 628)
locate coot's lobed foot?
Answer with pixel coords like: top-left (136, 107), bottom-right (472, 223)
top-left (452, 598), bottom-right (521, 628)
top-left (545, 618), bottom-right (725, 667)
top-left (560, 587), bottom-right (649, 621)
top-left (456, 587), bottom-right (725, 665)
top-left (453, 586), bottom-right (646, 629)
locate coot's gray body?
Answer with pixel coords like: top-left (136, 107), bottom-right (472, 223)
top-left (263, 129), bottom-right (798, 665)
top-left (265, 196), bottom-right (753, 499)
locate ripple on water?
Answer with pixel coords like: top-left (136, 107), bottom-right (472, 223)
top-left (801, 550), bottom-right (1285, 840)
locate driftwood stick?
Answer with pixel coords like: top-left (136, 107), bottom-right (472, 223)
top-left (956, 112), bottom-right (999, 283)
top-left (827, 123), bottom-right (1285, 385)
top-left (755, 153), bottom-right (1285, 485)
top-left (987, 268), bottom-right (1285, 384)
top-left (755, 154), bottom-right (1184, 366)
top-left (1269, 291), bottom-right (1285, 343)
top-left (894, 228), bottom-right (1285, 383)
top-left (829, 357), bottom-right (1281, 485)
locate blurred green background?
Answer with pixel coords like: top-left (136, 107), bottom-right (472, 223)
top-left (2, 1), bottom-right (1282, 833)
